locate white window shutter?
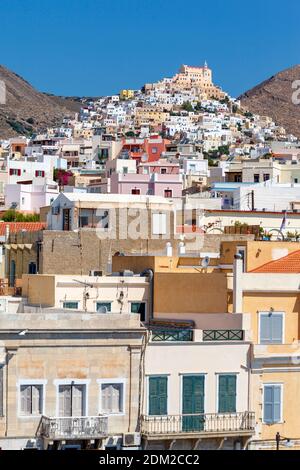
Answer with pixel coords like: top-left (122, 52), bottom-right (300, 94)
top-left (111, 384), bottom-right (121, 413)
top-left (31, 385), bottom-right (41, 415)
top-left (152, 213), bottom-right (167, 235)
top-left (72, 385), bottom-right (84, 416)
top-left (59, 385), bottom-right (72, 417)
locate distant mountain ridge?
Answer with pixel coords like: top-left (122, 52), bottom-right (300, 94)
top-left (239, 65), bottom-right (300, 138)
top-left (0, 65), bottom-right (81, 138)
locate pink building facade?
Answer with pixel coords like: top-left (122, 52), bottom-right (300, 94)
top-left (110, 172), bottom-right (182, 198)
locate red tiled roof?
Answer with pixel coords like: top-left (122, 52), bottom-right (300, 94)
top-left (0, 222), bottom-right (46, 236)
top-left (250, 250), bottom-right (300, 273)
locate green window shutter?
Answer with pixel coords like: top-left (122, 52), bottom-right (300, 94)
top-left (149, 376), bottom-right (167, 416)
top-left (218, 375), bottom-right (236, 413)
top-left (182, 376), bottom-right (205, 433)
top-left (182, 376), bottom-right (205, 414)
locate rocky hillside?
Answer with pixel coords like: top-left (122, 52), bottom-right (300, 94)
top-left (239, 65), bottom-right (300, 138)
top-left (0, 65), bottom-right (81, 138)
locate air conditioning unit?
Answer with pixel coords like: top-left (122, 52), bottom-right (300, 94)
top-left (122, 432), bottom-right (141, 447)
top-left (52, 206), bottom-right (60, 215)
top-left (89, 270), bottom-right (102, 277)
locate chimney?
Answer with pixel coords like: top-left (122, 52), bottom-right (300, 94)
top-left (166, 242), bottom-right (173, 257)
top-left (233, 254), bottom-right (243, 313)
top-left (5, 224), bottom-right (9, 243)
top-left (178, 242), bottom-right (186, 255)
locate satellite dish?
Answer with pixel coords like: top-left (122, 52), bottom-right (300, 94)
top-left (201, 256), bottom-right (210, 268)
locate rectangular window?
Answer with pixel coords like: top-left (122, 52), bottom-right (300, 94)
top-left (35, 170), bottom-right (45, 177)
top-left (131, 188), bottom-right (141, 195)
top-left (100, 383), bottom-right (124, 414)
top-left (161, 168), bottom-right (167, 174)
top-left (96, 302), bottom-right (112, 313)
top-left (130, 302), bottom-right (146, 322)
top-left (63, 301), bottom-right (79, 310)
top-left (237, 246), bottom-right (246, 272)
top-left (254, 174), bottom-right (260, 183)
top-left (152, 213), bottom-right (167, 235)
top-left (58, 384), bottom-right (85, 417)
top-left (263, 384), bottom-right (282, 424)
top-left (9, 168), bottom-right (21, 176)
top-left (259, 312), bottom-right (283, 344)
top-left (263, 173), bottom-right (270, 182)
top-left (218, 375), bottom-right (237, 413)
top-left (96, 209), bottom-right (109, 229)
top-left (148, 376), bottom-right (168, 416)
top-left (79, 216), bottom-right (89, 228)
top-left (164, 189), bottom-right (173, 198)
top-left (20, 384), bottom-right (43, 416)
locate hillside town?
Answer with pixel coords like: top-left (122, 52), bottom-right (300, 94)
top-left (0, 63), bottom-right (300, 451)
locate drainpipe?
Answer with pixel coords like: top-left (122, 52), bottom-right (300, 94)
top-left (140, 269), bottom-right (154, 322)
top-left (233, 253), bottom-right (243, 314)
top-left (4, 225), bottom-right (9, 282)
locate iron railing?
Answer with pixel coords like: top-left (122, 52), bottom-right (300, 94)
top-left (141, 412), bottom-right (255, 436)
top-left (37, 415), bottom-right (108, 440)
top-left (203, 330), bottom-right (244, 341)
top-left (151, 328), bottom-right (193, 342)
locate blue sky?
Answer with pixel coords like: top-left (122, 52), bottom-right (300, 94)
top-left (1, 0), bottom-right (299, 97)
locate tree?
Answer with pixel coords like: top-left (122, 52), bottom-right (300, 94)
top-left (1, 210), bottom-right (39, 222)
top-left (181, 101), bottom-right (194, 112)
top-left (125, 131), bottom-right (136, 137)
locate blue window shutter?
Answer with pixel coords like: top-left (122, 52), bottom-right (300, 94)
top-left (260, 313), bottom-right (283, 344)
top-left (273, 386), bottom-right (281, 422)
top-left (260, 314), bottom-right (271, 344)
top-left (264, 386), bottom-right (274, 423)
top-left (272, 315), bottom-right (283, 344)
top-left (264, 385), bottom-right (281, 423)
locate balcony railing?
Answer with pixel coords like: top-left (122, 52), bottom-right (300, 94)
top-left (37, 415), bottom-right (108, 440)
top-left (151, 328), bottom-right (193, 342)
top-left (203, 330), bottom-right (244, 341)
top-left (141, 412), bottom-right (255, 437)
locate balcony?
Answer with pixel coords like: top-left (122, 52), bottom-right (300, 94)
top-left (141, 412), bottom-right (255, 439)
top-left (203, 329), bottom-right (244, 341)
top-left (37, 415), bottom-right (108, 441)
top-left (151, 328), bottom-right (193, 342)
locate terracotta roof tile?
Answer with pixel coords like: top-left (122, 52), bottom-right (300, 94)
top-left (250, 250), bottom-right (300, 273)
top-left (0, 222), bottom-right (46, 236)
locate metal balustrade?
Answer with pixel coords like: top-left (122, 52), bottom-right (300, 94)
top-left (141, 412), bottom-right (255, 436)
top-left (37, 415), bottom-right (108, 440)
top-left (151, 328), bottom-right (193, 342)
top-left (203, 329), bottom-right (244, 341)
